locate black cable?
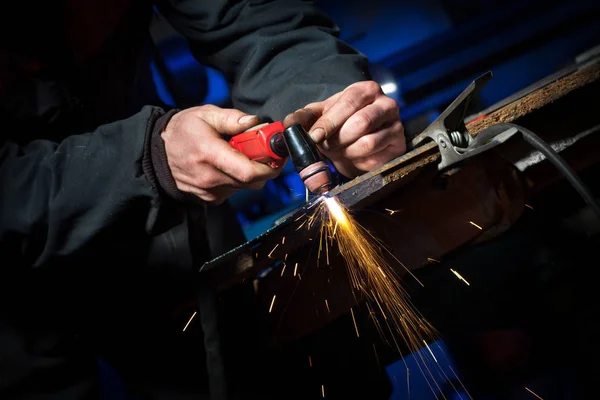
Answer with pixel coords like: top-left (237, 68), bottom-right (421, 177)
top-left (495, 122), bottom-right (600, 222)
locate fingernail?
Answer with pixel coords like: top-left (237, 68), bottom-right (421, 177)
top-left (238, 115), bottom-right (257, 124)
top-left (310, 128), bottom-right (324, 143)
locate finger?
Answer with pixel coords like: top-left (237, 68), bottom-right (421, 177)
top-left (174, 181), bottom-right (239, 205)
top-left (196, 105), bottom-right (260, 135)
top-left (323, 97), bottom-right (400, 150)
top-left (209, 138), bottom-right (282, 184)
top-left (174, 164), bottom-right (267, 203)
top-left (283, 107), bottom-right (320, 130)
top-left (339, 124), bottom-right (397, 160)
top-left (308, 81), bottom-right (382, 143)
top-left (171, 162), bottom-right (241, 191)
top-left (352, 142), bottom-right (407, 172)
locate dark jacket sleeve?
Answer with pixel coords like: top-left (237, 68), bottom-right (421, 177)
top-left (156, 0), bottom-right (371, 121)
top-left (0, 106), bottom-right (181, 268)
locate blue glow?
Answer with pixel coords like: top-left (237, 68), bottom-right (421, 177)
top-left (203, 67), bottom-right (230, 106)
top-left (150, 60), bottom-right (176, 107)
top-left (386, 340), bottom-right (462, 400)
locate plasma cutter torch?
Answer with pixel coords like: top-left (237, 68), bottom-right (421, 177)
top-left (228, 122), bottom-right (333, 195)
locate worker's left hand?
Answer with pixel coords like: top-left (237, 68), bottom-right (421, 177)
top-left (284, 81), bottom-right (406, 178)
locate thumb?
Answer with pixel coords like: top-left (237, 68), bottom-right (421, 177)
top-left (197, 105), bottom-right (260, 136)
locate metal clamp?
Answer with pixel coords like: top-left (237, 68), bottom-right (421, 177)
top-left (410, 71), bottom-right (519, 171)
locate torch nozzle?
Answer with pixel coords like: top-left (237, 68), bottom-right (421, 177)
top-left (283, 124), bottom-right (333, 194)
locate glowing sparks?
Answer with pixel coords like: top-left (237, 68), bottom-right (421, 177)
top-left (422, 340), bottom-right (439, 363)
top-left (525, 204), bottom-right (534, 210)
top-left (268, 244), bottom-right (279, 258)
top-left (294, 262), bottom-right (298, 276)
top-left (373, 343), bottom-right (381, 368)
top-left (295, 220), bottom-right (307, 230)
top-left (325, 197), bottom-right (348, 226)
top-left (183, 311), bottom-right (197, 332)
top-left (350, 308), bottom-right (359, 337)
top-left (321, 384), bottom-right (325, 398)
top-left (269, 295), bottom-right (276, 313)
top-left (450, 269), bottom-right (471, 286)
top-left (302, 195), bottom-right (448, 399)
top-left (309, 355), bottom-right (313, 367)
top-left (385, 208), bottom-right (402, 215)
top-left (525, 387), bottom-right (544, 400)
top-left (427, 257), bottom-right (440, 263)
top-left (468, 221), bottom-right (483, 230)
top-left (285, 253), bottom-right (288, 261)
top-left (325, 299), bottom-right (331, 313)
top-left (280, 263), bottom-right (286, 277)
top-left (282, 236), bottom-right (286, 244)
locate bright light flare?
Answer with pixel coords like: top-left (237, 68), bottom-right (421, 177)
top-left (312, 196), bottom-right (445, 398)
top-left (324, 197), bottom-right (349, 227)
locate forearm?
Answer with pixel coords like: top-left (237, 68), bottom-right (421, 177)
top-left (157, 0), bottom-right (371, 120)
top-left (0, 106), bottom-right (179, 267)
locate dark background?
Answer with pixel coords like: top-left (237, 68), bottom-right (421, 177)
top-left (144, 0), bottom-right (600, 241)
top-left (118, 2), bottom-right (600, 399)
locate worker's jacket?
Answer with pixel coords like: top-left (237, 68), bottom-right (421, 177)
top-left (0, 1), bottom-right (369, 399)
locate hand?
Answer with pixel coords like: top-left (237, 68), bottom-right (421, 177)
top-left (162, 105), bottom-right (283, 204)
top-left (284, 81), bottom-right (406, 178)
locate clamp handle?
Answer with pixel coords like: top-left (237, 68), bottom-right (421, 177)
top-left (409, 72), bottom-right (519, 171)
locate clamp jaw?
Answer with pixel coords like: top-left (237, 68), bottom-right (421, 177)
top-left (411, 72), bottom-right (519, 171)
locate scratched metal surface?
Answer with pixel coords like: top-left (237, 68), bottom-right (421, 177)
top-left (198, 141), bottom-right (439, 289)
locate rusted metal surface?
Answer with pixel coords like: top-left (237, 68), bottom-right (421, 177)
top-left (254, 156), bottom-right (526, 346)
top-left (201, 60), bottom-right (600, 297)
top-left (199, 141), bottom-right (439, 290)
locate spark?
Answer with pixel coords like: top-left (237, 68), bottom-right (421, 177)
top-left (318, 226), bottom-right (323, 259)
top-left (294, 213), bottom-right (306, 222)
top-left (282, 236), bottom-right (286, 244)
top-left (525, 387), bottom-right (544, 400)
top-left (468, 221), bottom-right (483, 230)
top-left (297, 273), bottom-right (302, 281)
top-left (309, 355), bottom-right (313, 367)
top-left (285, 253), bottom-right (288, 261)
top-left (373, 343), bottom-right (381, 368)
top-left (385, 208), bottom-right (402, 215)
top-left (312, 196), bottom-right (446, 398)
top-left (407, 368), bottom-right (411, 400)
top-left (321, 384), bottom-right (325, 398)
top-left (448, 365), bottom-right (473, 400)
top-left (422, 340), bottom-right (439, 363)
top-left (183, 311), bottom-right (197, 332)
top-left (325, 299), bottom-right (331, 313)
top-left (255, 252), bottom-right (258, 258)
top-left (294, 262), bottom-right (298, 276)
top-left (295, 220), bottom-right (307, 230)
top-left (450, 269), bottom-right (471, 286)
top-left (350, 308), bottom-right (360, 337)
top-left (269, 295), bottom-right (276, 313)
top-left (280, 263), bottom-right (286, 277)
top-left (268, 244), bottom-right (279, 258)
top-left (525, 204), bottom-right (534, 210)
top-left (427, 257), bottom-right (440, 263)
top-left (326, 238), bottom-right (330, 265)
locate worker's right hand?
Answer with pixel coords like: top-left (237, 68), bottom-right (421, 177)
top-left (161, 105), bottom-right (283, 204)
